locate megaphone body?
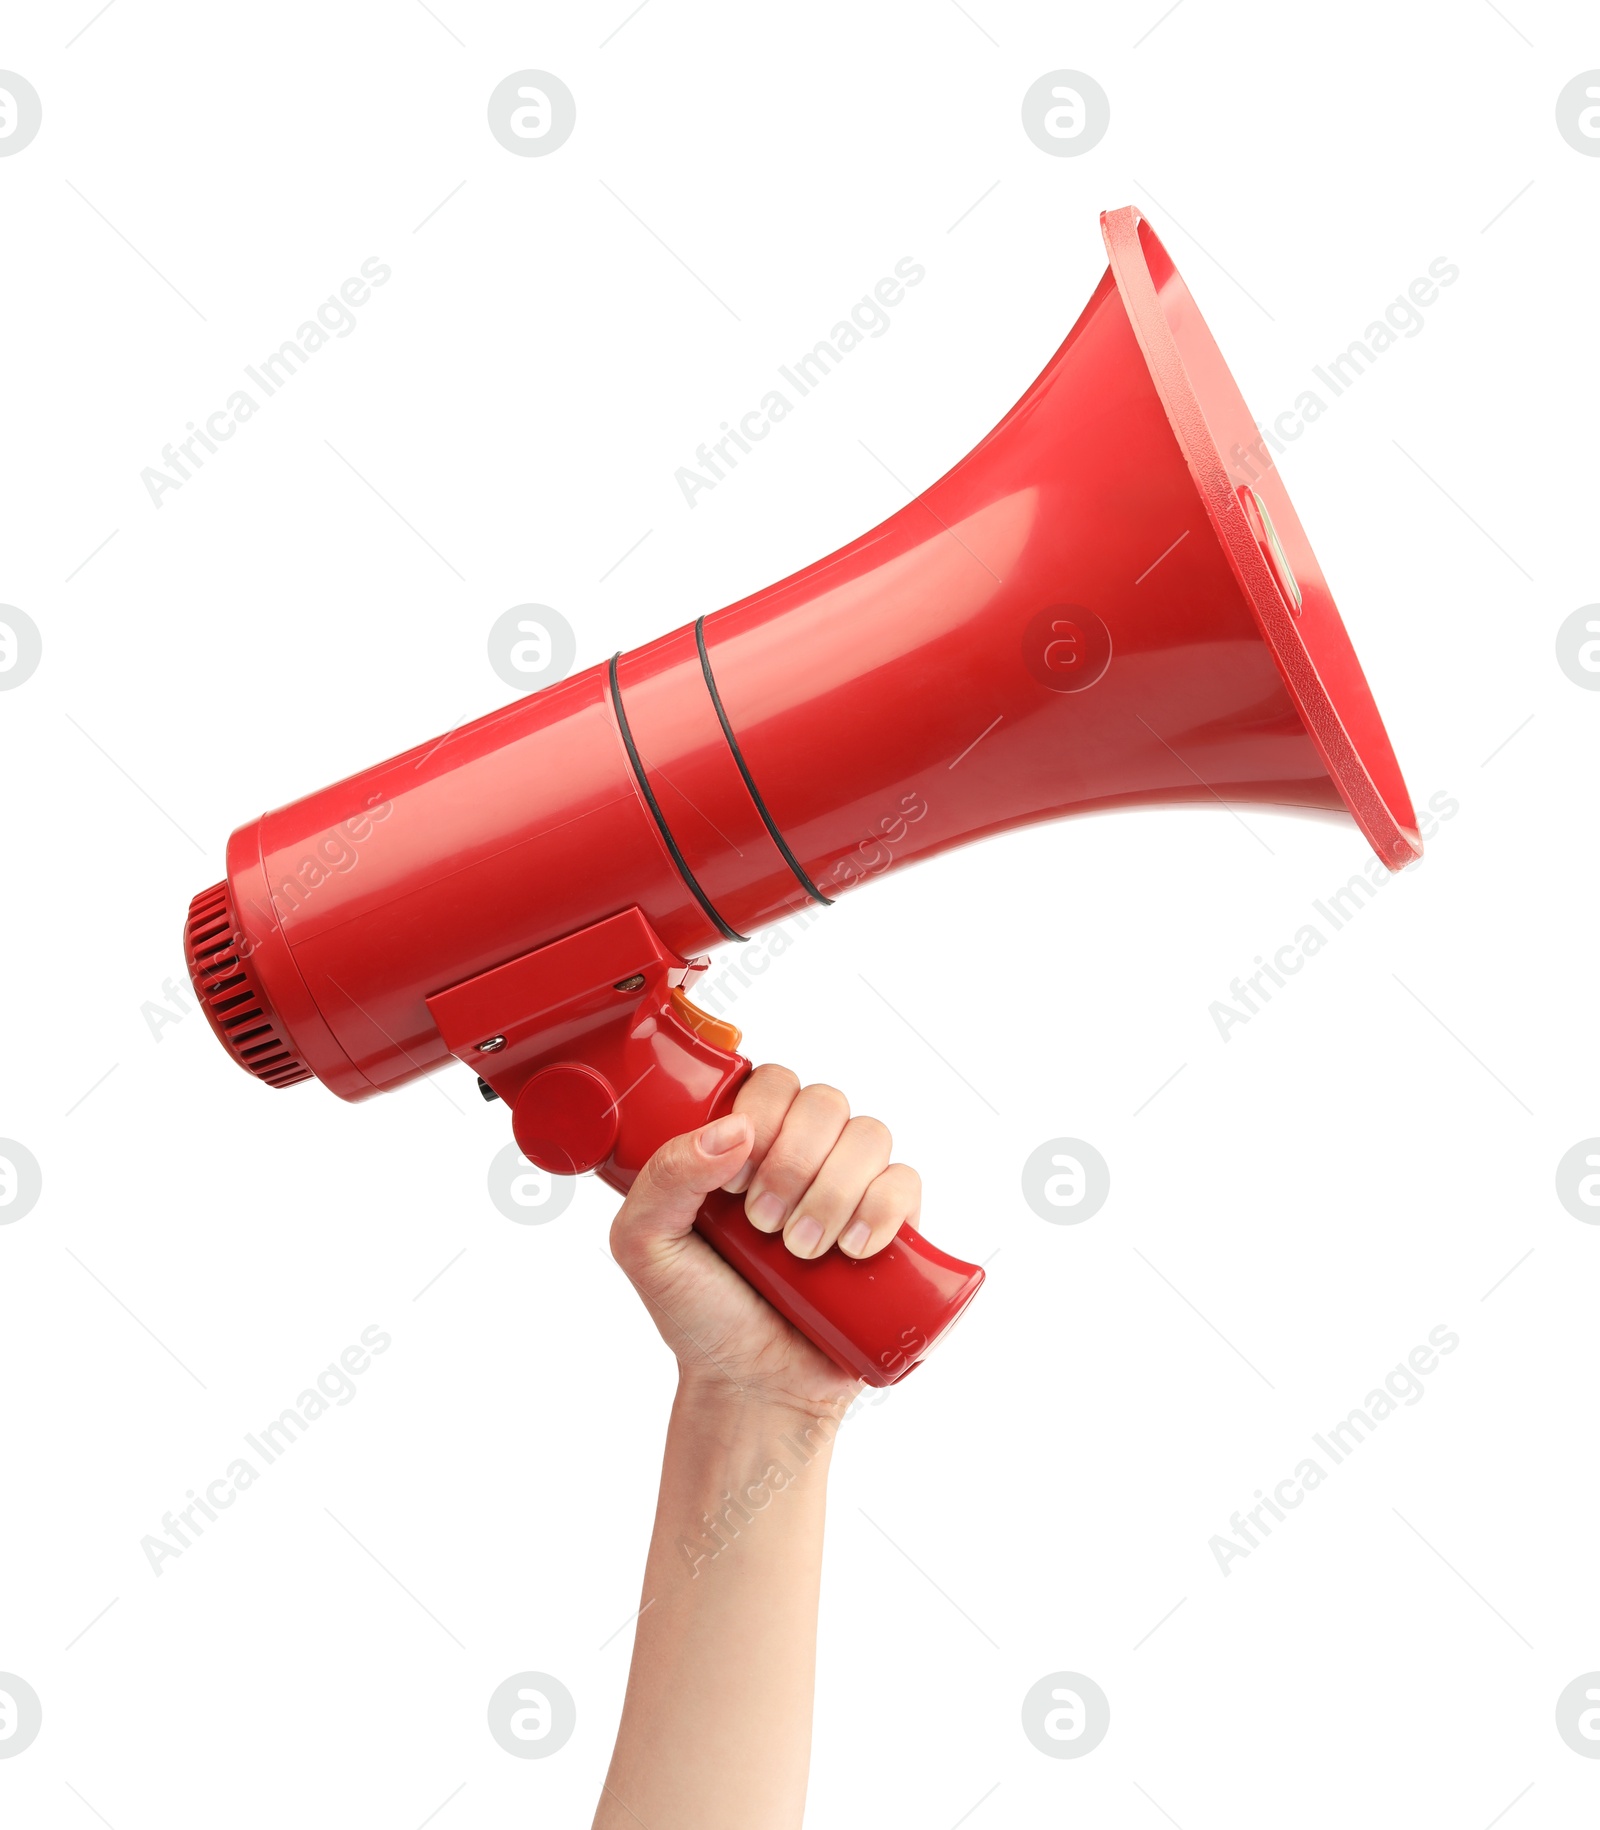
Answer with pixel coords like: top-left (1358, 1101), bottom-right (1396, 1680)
top-left (186, 209), bottom-right (1419, 1386)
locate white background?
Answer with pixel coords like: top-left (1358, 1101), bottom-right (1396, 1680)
top-left (2, 1), bottom-right (1597, 1824)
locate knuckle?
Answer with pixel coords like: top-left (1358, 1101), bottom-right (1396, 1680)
top-left (860, 1165), bottom-right (917, 1232)
top-left (640, 1141), bottom-right (676, 1188)
top-left (756, 1141), bottom-right (813, 1192)
top-left (851, 1114), bottom-right (892, 1154)
top-left (641, 1134), bottom-right (692, 1193)
top-left (798, 1175), bottom-right (853, 1225)
top-left (750, 1062), bottom-right (802, 1100)
top-left (803, 1082), bottom-right (851, 1123)
top-left (738, 1068), bottom-right (801, 1148)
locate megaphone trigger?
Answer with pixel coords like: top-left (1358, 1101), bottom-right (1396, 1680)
top-left (669, 986), bottom-right (743, 1056)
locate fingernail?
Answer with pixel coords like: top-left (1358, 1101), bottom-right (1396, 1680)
top-left (839, 1219), bottom-right (870, 1257)
top-left (748, 1190), bottom-right (785, 1232)
top-left (699, 1117), bottom-right (746, 1157)
top-left (788, 1214), bottom-right (823, 1257)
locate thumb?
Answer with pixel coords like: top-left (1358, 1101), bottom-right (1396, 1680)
top-left (612, 1113), bottom-right (754, 1255)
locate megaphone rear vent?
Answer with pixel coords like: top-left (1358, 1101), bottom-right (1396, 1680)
top-left (185, 883), bottom-right (312, 1089)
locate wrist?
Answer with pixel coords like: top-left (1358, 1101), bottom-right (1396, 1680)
top-left (660, 1378), bottom-right (841, 1582)
top-left (673, 1368), bottom-right (853, 1451)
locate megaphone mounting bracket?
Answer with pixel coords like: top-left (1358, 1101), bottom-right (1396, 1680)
top-left (426, 905), bottom-right (749, 1181)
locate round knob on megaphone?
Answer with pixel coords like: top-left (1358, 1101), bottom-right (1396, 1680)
top-left (513, 1063), bottom-right (621, 1176)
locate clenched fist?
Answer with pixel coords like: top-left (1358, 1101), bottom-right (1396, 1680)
top-left (609, 1065), bottom-right (921, 1414)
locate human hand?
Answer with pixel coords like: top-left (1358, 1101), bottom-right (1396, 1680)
top-left (608, 1064), bottom-right (921, 1417)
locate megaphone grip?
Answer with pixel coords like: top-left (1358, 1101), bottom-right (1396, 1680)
top-left (693, 1184), bottom-right (985, 1388)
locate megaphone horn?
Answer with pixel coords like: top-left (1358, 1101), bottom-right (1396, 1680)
top-left (186, 206), bottom-right (1418, 1386)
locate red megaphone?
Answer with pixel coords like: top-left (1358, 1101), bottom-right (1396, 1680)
top-left (185, 208), bottom-right (1418, 1386)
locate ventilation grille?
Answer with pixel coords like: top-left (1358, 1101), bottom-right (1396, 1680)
top-left (184, 883), bottom-right (312, 1089)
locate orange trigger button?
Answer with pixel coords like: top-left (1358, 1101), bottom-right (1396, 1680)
top-left (669, 987), bottom-right (743, 1054)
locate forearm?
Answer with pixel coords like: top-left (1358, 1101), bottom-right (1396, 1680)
top-left (594, 1378), bottom-right (844, 1830)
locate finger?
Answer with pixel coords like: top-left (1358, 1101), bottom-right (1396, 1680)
top-left (782, 1115), bottom-right (893, 1259)
top-left (610, 1113), bottom-right (753, 1271)
top-left (837, 1163), bottom-right (921, 1261)
top-left (744, 1082), bottom-right (851, 1235)
top-left (723, 1063), bottom-right (801, 1195)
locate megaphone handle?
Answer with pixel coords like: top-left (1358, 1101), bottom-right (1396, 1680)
top-left (646, 1050), bottom-right (983, 1388)
top-left (692, 1173), bottom-right (985, 1388)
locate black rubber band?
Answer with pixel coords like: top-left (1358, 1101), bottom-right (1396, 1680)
top-left (694, 618), bottom-right (834, 907)
top-left (608, 653), bottom-right (748, 943)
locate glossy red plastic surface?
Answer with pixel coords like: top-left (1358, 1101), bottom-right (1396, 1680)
top-left (186, 207), bottom-right (1419, 1385)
